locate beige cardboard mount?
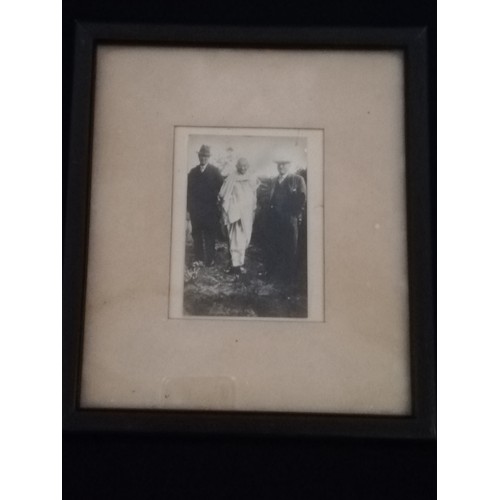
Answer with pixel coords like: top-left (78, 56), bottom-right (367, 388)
top-left (80, 46), bottom-right (410, 415)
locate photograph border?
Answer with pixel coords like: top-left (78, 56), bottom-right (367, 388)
top-left (63, 23), bottom-right (435, 439)
top-left (169, 125), bottom-right (324, 322)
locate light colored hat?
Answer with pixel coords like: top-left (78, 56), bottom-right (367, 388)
top-left (198, 145), bottom-right (211, 156)
top-left (274, 160), bottom-right (291, 165)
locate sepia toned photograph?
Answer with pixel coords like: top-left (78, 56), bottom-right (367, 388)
top-left (169, 127), bottom-right (324, 320)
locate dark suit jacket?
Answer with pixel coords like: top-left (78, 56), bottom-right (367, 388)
top-left (187, 164), bottom-right (223, 224)
top-left (269, 173), bottom-right (307, 218)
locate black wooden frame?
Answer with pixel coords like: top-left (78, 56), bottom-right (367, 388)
top-left (63, 23), bottom-right (435, 439)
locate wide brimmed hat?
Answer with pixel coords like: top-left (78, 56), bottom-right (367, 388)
top-left (274, 160), bottom-right (291, 165)
top-left (198, 145), bottom-right (211, 156)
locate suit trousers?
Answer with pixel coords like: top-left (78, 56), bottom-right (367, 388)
top-left (266, 211), bottom-right (299, 283)
top-left (191, 216), bottom-right (218, 265)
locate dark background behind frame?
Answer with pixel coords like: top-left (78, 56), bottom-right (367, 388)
top-left (63, 0), bottom-right (436, 498)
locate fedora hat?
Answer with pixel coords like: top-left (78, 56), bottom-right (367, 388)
top-left (198, 145), bottom-right (211, 156)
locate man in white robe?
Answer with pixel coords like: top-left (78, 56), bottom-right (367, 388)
top-left (218, 158), bottom-right (259, 274)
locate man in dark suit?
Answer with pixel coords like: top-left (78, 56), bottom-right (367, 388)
top-left (187, 145), bottom-right (224, 266)
top-left (266, 160), bottom-right (307, 285)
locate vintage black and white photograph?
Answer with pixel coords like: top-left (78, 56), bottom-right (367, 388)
top-left (169, 127), bottom-right (324, 320)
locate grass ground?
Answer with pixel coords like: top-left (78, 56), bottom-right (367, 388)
top-left (183, 238), bottom-right (307, 318)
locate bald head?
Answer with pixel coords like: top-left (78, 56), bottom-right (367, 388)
top-left (236, 158), bottom-right (249, 174)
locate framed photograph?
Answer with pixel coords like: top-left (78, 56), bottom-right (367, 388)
top-left (63, 24), bottom-right (434, 438)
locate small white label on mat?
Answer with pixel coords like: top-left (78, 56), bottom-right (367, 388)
top-left (160, 376), bottom-right (236, 410)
